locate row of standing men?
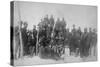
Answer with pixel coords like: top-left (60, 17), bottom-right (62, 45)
top-left (21, 24), bottom-right (97, 58)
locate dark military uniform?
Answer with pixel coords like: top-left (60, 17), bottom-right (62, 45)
top-left (32, 28), bottom-right (37, 55)
top-left (21, 28), bottom-right (28, 56)
top-left (80, 32), bottom-right (89, 57)
top-left (74, 29), bottom-right (82, 56)
top-left (70, 28), bottom-right (79, 56)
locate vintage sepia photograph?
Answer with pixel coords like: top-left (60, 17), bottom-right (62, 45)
top-left (10, 1), bottom-right (97, 66)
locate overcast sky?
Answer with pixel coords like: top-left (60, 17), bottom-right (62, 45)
top-left (14, 1), bottom-right (97, 31)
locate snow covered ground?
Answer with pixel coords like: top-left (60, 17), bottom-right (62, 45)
top-left (14, 48), bottom-right (97, 66)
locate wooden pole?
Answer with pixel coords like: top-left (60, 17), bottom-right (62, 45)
top-left (50, 20), bottom-right (56, 47)
top-left (17, 1), bottom-right (23, 58)
top-left (36, 26), bottom-right (39, 55)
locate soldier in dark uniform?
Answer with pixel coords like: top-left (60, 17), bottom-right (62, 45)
top-left (76, 27), bottom-right (82, 56)
top-left (39, 26), bottom-right (48, 48)
top-left (70, 24), bottom-right (78, 56)
top-left (32, 25), bottom-right (37, 55)
top-left (80, 28), bottom-right (89, 58)
top-left (27, 30), bottom-right (34, 56)
top-left (87, 28), bottom-right (93, 56)
top-left (88, 28), bottom-right (97, 56)
top-left (21, 22), bottom-right (28, 56)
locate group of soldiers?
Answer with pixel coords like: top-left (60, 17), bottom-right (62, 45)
top-left (66, 25), bottom-right (97, 58)
top-left (21, 23), bottom-right (37, 56)
top-left (14, 16), bottom-right (97, 60)
top-left (20, 23), bottom-right (97, 58)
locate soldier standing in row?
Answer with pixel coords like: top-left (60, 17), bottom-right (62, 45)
top-left (75, 27), bottom-right (82, 56)
top-left (70, 24), bottom-right (78, 56)
top-left (88, 28), bottom-right (93, 56)
top-left (21, 22), bottom-right (28, 56)
top-left (32, 25), bottom-right (37, 55)
top-left (88, 28), bottom-right (97, 56)
top-left (80, 28), bottom-right (89, 58)
top-left (92, 29), bottom-right (97, 56)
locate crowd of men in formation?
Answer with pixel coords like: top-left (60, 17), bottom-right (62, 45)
top-left (14, 15), bottom-right (97, 60)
